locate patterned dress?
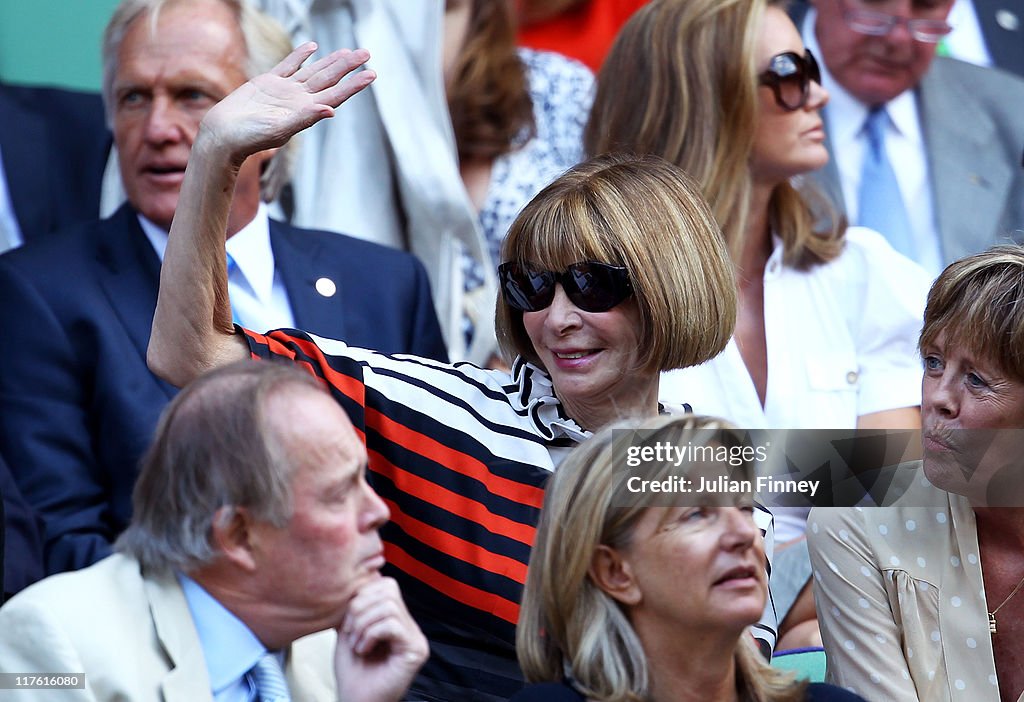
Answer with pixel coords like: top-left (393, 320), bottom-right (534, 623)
top-left (462, 49), bottom-right (594, 346)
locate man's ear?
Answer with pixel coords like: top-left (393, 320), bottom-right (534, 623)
top-left (589, 544), bottom-right (642, 606)
top-left (209, 505), bottom-right (259, 572)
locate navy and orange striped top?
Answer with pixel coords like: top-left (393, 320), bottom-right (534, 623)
top-left (242, 327), bottom-right (777, 701)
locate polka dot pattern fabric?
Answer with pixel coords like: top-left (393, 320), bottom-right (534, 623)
top-left (807, 462), bottom-right (1004, 700)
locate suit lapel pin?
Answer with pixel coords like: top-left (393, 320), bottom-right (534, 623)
top-left (996, 9), bottom-right (1019, 32)
top-left (315, 277), bottom-right (337, 298)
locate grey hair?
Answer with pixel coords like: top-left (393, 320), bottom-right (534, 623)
top-left (115, 360), bottom-right (325, 572)
top-left (101, 0), bottom-right (295, 201)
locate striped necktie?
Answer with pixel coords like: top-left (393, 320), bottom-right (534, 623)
top-left (249, 652), bottom-right (290, 702)
top-left (856, 107), bottom-right (915, 260)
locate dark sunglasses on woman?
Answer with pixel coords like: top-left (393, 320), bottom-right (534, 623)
top-left (498, 260), bottom-right (633, 313)
top-left (758, 49), bottom-right (821, 111)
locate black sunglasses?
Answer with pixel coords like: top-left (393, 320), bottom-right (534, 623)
top-left (758, 49), bottom-right (821, 111)
top-left (498, 261), bottom-right (633, 313)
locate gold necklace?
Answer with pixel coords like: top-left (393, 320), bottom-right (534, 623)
top-left (989, 573), bottom-right (1024, 634)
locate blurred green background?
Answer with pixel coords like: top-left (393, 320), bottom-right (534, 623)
top-left (0, 1), bottom-right (120, 90)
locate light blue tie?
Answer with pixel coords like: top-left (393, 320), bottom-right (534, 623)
top-left (249, 652), bottom-right (291, 702)
top-left (857, 107), bottom-right (915, 259)
top-left (225, 252), bottom-right (243, 327)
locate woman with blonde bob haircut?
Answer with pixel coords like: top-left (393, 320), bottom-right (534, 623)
top-left (514, 414), bottom-right (863, 702)
top-left (496, 153), bottom-right (736, 373)
top-left (586, 0), bottom-right (931, 648)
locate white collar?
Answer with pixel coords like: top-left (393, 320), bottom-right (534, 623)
top-left (139, 203), bottom-right (276, 305)
top-left (508, 357), bottom-right (591, 443)
top-left (508, 358), bottom-right (685, 443)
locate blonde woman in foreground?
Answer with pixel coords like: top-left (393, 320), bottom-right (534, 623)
top-left (513, 414), bottom-right (865, 702)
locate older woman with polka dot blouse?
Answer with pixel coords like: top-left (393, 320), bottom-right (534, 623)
top-left (808, 246), bottom-right (1024, 702)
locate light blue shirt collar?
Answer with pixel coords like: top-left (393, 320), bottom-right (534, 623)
top-left (177, 573), bottom-right (275, 700)
top-left (0, 145), bottom-right (23, 252)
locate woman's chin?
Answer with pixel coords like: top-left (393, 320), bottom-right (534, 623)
top-left (923, 453), bottom-right (970, 497)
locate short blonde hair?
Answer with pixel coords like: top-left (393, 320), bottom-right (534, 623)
top-left (585, 0), bottom-right (843, 269)
top-left (517, 414), bottom-right (805, 702)
top-left (495, 154), bottom-right (736, 372)
top-left (920, 245), bottom-right (1024, 381)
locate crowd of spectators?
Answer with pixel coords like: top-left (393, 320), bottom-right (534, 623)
top-left (0, 0), bottom-right (1022, 700)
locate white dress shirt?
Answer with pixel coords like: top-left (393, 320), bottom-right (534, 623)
top-left (660, 227), bottom-right (927, 429)
top-left (140, 202), bottom-right (296, 332)
top-left (803, 9), bottom-right (944, 276)
top-left (659, 228), bottom-right (930, 540)
top-left (943, 0), bottom-right (994, 67)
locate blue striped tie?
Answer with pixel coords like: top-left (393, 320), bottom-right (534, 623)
top-left (857, 107), bottom-right (915, 259)
top-left (249, 652), bottom-right (291, 702)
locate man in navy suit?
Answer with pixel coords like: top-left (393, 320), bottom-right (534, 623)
top-left (0, 0), bottom-right (447, 577)
top-left (0, 83), bottom-right (110, 251)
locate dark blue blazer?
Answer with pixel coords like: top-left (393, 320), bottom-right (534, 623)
top-left (0, 83), bottom-right (110, 241)
top-left (972, 0), bottom-right (1024, 78)
top-left (0, 452), bottom-right (44, 600)
top-left (0, 204), bottom-right (447, 574)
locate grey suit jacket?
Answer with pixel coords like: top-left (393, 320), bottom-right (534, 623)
top-left (810, 56), bottom-right (1024, 266)
top-left (0, 554), bottom-right (336, 701)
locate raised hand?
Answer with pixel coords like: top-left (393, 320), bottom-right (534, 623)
top-left (334, 577), bottom-right (429, 702)
top-left (198, 42), bottom-right (376, 166)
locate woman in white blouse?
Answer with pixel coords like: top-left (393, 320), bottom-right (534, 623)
top-left (584, 0), bottom-right (931, 649)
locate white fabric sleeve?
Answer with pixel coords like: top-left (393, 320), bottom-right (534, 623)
top-left (752, 503), bottom-right (778, 656)
top-left (844, 227), bottom-right (932, 418)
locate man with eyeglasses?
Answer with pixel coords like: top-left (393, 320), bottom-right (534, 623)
top-left (792, 0), bottom-right (1024, 277)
